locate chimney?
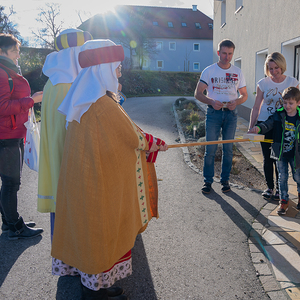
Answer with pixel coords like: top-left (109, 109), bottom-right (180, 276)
top-left (192, 5), bottom-right (197, 11)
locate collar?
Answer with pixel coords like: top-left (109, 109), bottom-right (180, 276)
top-left (0, 56), bottom-right (20, 74)
top-left (277, 106), bottom-right (300, 117)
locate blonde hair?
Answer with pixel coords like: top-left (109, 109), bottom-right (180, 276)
top-left (264, 52), bottom-right (286, 77)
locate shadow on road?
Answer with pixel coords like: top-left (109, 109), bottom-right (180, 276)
top-left (204, 189), bottom-right (299, 290)
top-left (53, 234), bottom-right (157, 300)
top-left (114, 234), bottom-right (157, 300)
top-left (0, 233), bottom-right (42, 287)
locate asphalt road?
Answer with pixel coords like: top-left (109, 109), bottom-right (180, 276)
top-left (0, 96), bottom-right (269, 300)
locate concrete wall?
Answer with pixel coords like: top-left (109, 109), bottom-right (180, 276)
top-left (213, 0), bottom-right (300, 120)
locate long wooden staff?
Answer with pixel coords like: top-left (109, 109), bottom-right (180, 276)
top-left (168, 138), bottom-right (249, 149)
top-left (167, 134), bottom-right (272, 149)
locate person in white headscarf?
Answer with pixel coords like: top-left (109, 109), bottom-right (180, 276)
top-left (37, 29), bottom-right (92, 238)
top-left (51, 39), bottom-right (168, 300)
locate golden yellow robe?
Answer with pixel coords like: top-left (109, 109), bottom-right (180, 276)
top-left (51, 95), bottom-right (158, 275)
top-left (37, 80), bottom-right (71, 212)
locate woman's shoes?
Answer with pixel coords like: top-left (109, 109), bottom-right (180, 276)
top-left (262, 188), bottom-right (273, 200)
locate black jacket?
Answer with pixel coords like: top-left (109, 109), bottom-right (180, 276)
top-left (257, 106), bottom-right (300, 169)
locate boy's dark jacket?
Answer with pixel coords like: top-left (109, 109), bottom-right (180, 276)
top-left (257, 106), bottom-right (300, 169)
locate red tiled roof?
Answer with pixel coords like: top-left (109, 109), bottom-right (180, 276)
top-left (79, 5), bottom-right (213, 40)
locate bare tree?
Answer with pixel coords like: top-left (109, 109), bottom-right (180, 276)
top-left (32, 3), bottom-right (63, 49)
top-left (0, 5), bottom-right (20, 37)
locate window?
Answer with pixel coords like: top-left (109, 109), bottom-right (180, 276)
top-left (193, 43), bottom-right (200, 51)
top-left (295, 45), bottom-right (300, 80)
top-left (195, 22), bottom-right (201, 29)
top-left (141, 58), bottom-right (149, 68)
top-left (157, 60), bottom-right (164, 69)
top-left (282, 37), bottom-right (300, 78)
top-left (221, 0), bottom-right (226, 28)
top-left (234, 57), bottom-right (241, 69)
top-left (193, 62), bottom-right (200, 71)
top-left (181, 22), bottom-right (187, 27)
top-left (153, 21), bottom-right (158, 26)
top-left (208, 23), bottom-right (213, 29)
top-left (169, 42), bottom-right (176, 51)
top-left (235, 0), bottom-right (243, 10)
top-left (168, 22), bottom-right (173, 28)
top-left (255, 49), bottom-right (268, 85)
top-left (156, 41), bottom-right (163, 50)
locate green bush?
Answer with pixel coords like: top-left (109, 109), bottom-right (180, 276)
top-left (120, 70), bottom-right (200, 97)
top-left (179, 109), bottom-right (193, 123)
top-left (196, 120), bottom-right (206, 137)
top-left (189, 111), bottom-right (200, 122)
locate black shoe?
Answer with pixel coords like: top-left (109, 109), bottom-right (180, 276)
top-left (8, 217), bottom-right (43, 240)
top-left (108, 294), bottom-right (127, 300)
top-left (221, 181), bottom-right (231, 193)
top-left (273, 190), bottom-right (280, 201)
top-left (2, 221), bottom-right (36, 233)
top-left (297, 202), bottom-right (300, 210)
top-left (107, 286), bottom-right (123, 297)
top-left (202, 182), bottom-right (212, 194)
top-left (81, 285), bottom-right (108, 300)
top-left (262, 188), bottom-right (273, 200)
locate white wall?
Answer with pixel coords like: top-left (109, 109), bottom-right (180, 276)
top-left (213, 0), bottom-right (300, 118)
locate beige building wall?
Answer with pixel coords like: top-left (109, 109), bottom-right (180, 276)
top-left (213, 0), bottom-right (300, 120)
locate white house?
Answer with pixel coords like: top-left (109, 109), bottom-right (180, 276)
top-left (213, 0), bottom-right (300, 120)
top-left (79, 5), bottom-right (213, 73)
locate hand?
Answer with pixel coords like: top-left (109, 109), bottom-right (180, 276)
top-left (212, 100), bottom-right (223, 110)
top-left (148, 142), bottom-right (168, 152)
top-left (148, 143), bottom-right (159, 152)
top-left (248, 126), bottom-right (260, 134)
top-left (227, 100), bottom-right (237, 110)
top-left (32, 91), bottom-right (43, 103)
top-left (158, 144), bottom-right (168, 151)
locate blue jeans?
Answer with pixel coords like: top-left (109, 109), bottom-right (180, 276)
top-left (0, 138), bottom-right (24, 224)
top-left (203, 106), bottom-right (238, 184)
top-left (276, 157), bottom-right (300, 201)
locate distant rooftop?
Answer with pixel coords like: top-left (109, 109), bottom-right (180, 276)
top-left (79, 5), bottom-right (213, 40)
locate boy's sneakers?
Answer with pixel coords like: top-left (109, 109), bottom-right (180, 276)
top-left (273, 190), bottom-right (280, 201)
top-left (201, 182), bottom-right (212, 194)
top-left (221, 181), bottom-right (231, 193)
top-left (262, 188), bottom-right (273, 200)
top-left (277, 200), bottom-right (289, 215)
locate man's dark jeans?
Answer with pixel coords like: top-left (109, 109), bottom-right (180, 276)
top-left (0, 138), bottom-right (24, 224)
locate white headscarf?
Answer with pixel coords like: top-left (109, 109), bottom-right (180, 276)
top-left (58, 39), bottom-right (124, 127)
top-left (42, 29), bottom-right (92, 86)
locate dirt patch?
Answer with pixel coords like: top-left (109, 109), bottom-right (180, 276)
top-left (187, 144), bottom-right (266, 191)
top-left (176, 101), bottom-right (266, 191)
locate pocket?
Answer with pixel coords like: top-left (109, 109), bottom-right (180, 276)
top-left (206, 106), bottom-right (215, 116)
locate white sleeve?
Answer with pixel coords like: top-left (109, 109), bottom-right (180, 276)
top-left (257, 78), bottom-right (265, 92)
top-left (238, 70), bottom-right (246, 89)
top-left (199, 67), bottom-right (210, 86)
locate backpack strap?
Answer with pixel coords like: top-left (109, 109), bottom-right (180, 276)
top-left (0, 67), bottom-right (16, 129)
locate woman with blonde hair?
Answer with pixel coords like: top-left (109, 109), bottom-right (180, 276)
top-left (248, 52), bottom-right (299, 200)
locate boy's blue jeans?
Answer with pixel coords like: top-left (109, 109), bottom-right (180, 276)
top-left (276, 157), bottom-right (300, 201)
top-left (203, 106), bottom-right (237, 184)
